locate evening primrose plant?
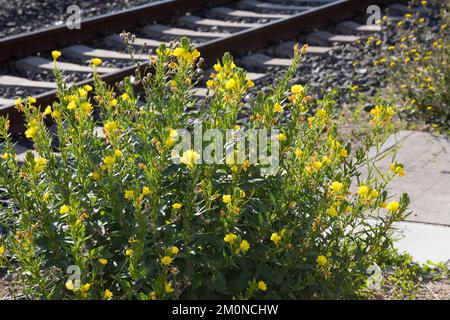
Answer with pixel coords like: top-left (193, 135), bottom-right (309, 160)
top-left (372, 0), bottom-right (449, 133)
top-left (0, 38), bottom-right (408, 299)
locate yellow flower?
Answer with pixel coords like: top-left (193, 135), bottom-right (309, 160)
top-left (104, 121), bottom-right (118, 133)
top-left (0, 245), bottom-right (5, 256)
top-left (291, 84), bottom-right (304, 94)
top-left (329, 181), bottom-right (343, 193)
top-left (65, 280), bottom-right (75, 291)
top-left (172, 202), bottom-right (182, 209)
top-left (124, 190), bottom-right (134, 200)
top-left (1, 153), bottom-right (10, 160)
top-left (339, 148), bottom-right (348, 158)
top-left (273, 103), bottom-right (283, 113)
top-left (92, 171), bottom-right (100, 181)
top-left (316, 109), bottom-right (327, 119)
top-left (103, 155), bottom-right (115, 166)
top-left (222, 194), bottom-right (232, 204)
top-left (67, 101), bottom-right (76, 110)
top-left (165, 128), bottom-right (178, 146)
top-left (52, 50), bottom-right (61, 60)
top-left (28, 96), bottom-right (36, 104)
top-left (125, 249), bottom-right (133, 256)
top-left (370, 190), bottom-right (379, 199)
top-left (114, 149), bottom-right (123, 158)
top-left (225, 78), bottom-right (236, 90)
top-left (60, 205), bottom-right (70, 214)
top-left (161, 256), bottom-right (172, 266)
top-left (270, 232), bottom-right (281, 245)
top-left (91, 58), bottom-right (103, 66)
top-left (149, 291), bottom-right (157, 300)
top-left (52, 110), bottom-right (61, 119)
top-left (78, 88), bottom-right (87, 97)
top-left (294, 148), bottom-right (303, 158)
top-left (314, 161), bottom-right (323, 171)
top-left (172, 246), bottom-right (179, 255)
top-left (277, 133), bottom-right (287, 142)
top-left (257, 281), bottom-right (267, 291)
top-left (357, 185), bottom-right (370, 198)
top-left (328, 206), bottom-right (338, 217)
top-left (213, 63), bottom-right (222, 72)
top-left (80, 283), bottom-right (91, 293)
top-left (386, 201), bottom-right (400, 212)
top-left (316, 255), bottom-right (327, 266)
top-left (240, 240), bottom-right (250, 253)
top-left (165, 282), bottom-right (174, 293)
top-left (33, 157), bottom-right (48, 173)
top-left (25, 126), bottom-right (38, 139)
top-left (142, 186), bottom-right (150, 196)
top-left (173, 47), bottom-right (186, 58)
top-left (43, 193), bottom-right (50, 202)
top-left (98, 258), bottom-right (108, 265)
top-left (121, 93), bottom-right (131, 101)
top-left (180, 150), bottom-right (200, 167)
top-left (206, 80), bottom-right (214, 88)
top-left (390, 163), bottom-right (405, 177)
top-left (224, 233), bottom-right (237, 243)
top-left (104, 289), bottom-right (113, 299)
top-left (43, 105), bottom-right (52, 116)
top-left (84, 84), bottom-right (93, 92)
top-left (246, 79), bottom-right (254, 88)
top-left (81, 102), bottom-right (93, 113)
top-left (15, 97), bottom-right (22, 108)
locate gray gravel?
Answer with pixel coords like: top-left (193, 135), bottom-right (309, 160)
top-left (0, 0), bottom-right (160, 39)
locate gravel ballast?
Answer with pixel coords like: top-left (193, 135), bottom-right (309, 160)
top-left (0, 0), bottom-right (160, 39)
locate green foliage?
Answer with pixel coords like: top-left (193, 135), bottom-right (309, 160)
top-left (0, 39), bottom-right (409, 299)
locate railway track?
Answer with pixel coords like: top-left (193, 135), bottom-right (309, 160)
top-left (0, 0), bottom-right (410, 141)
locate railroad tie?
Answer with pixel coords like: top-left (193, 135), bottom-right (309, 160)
top-left (208, 6), bottom-right (289, 20)
top-left (105, 34), bottom-right (168, 49)
top-left (178, 15), bottom-right (261, 30)
top-left (62, 45), bottom-right (149, 61)
top-left (336, 21), bottom-right (383, 35)
top-left (306, 31), bottom-right (360, 47)
top-left (142, 24), bottom-right (231, 39)
top-left (0, 75), bottom-right (56, 89)
top-left (273, 41), bottom-right (332, 58)
top-left (387, 4), bottom-right (427, 16)
top-left (16, 57), bottom-right (120, 75)
top-left (0, 98), bottom-right (16, 109)
top-left (237, 0), bottom-right (312, 12)
top-left (241, 53), bottom-right (292, 69)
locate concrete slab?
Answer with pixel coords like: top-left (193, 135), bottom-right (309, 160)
top-left (392, 221), bottom-right (450, 264)
top-left (364, 131), bottom-right (450, 226)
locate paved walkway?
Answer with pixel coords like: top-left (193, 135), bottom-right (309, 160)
top-left (365, 130), bottom-right (450, 264)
